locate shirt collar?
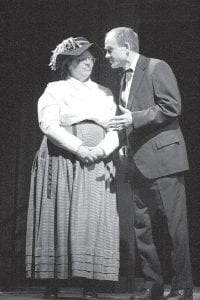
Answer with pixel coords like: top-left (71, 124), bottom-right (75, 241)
top-left (129, 53), bottom-right (140, 72)
top-left (67, 76), bottom-right (93, 89)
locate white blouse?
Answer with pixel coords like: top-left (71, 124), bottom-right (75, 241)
top-left (38, 77), bottom-right (119, 155)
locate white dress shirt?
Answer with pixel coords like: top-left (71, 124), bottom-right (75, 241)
top-left (38, 77), bottom-right (119, 155)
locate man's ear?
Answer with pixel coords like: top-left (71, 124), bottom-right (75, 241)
top-left (124, 42), bottom-right (131, 54)
top-left (124, 42), bottom-right (131, 50)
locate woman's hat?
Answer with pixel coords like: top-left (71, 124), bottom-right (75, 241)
top-left (49, 37), bottom-right (100, 71)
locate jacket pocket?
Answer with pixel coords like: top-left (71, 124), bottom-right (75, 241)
top-left (155, 134), bottom-right (180, 149)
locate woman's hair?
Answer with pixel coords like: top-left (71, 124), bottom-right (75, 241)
top-left (60, 56), bottom-right (74, 80)
top-left (60, 49), bottom-right (95, 80)
top-left (106, 27), bottom-right (139, 52)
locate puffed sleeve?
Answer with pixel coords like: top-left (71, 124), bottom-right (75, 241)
top-left (38, 83), bottom-right (83, 154)
top-left (97, 130), bottom-right (120, 156)
top-left (96, 87), bottom-right (120, 156)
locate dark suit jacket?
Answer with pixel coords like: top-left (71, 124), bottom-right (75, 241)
top-left (120, 55), bottom-right (189, 179)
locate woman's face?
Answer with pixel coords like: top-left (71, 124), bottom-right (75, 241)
top-left (68, 50), bottom-right (96, 82)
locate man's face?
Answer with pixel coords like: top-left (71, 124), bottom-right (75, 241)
top-left (104, 33), bottom-right (127, 69)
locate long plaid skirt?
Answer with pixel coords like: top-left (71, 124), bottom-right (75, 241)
top-left (25, 122), bottom-right (119, 281)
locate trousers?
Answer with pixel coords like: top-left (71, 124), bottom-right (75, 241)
top-left (131, 164), bottom-right (193, 289)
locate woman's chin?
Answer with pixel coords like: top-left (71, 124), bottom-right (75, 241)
top-left (111, 63), bottom-right (119, 69)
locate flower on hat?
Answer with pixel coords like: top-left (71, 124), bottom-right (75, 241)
top-left (49, 37), bottom-right (80, 71)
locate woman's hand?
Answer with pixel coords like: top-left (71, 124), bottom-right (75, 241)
top-left (76, 145), bottom-right (106, 165)
top-left (89, 146), bottom-right (106, 163)
top-left (76, 145), bottom-right (95, 165)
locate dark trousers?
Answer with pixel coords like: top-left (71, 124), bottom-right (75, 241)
top-left (132, 165), bottom-right (193, 290)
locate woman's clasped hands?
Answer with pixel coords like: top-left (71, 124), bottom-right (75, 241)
top-left (76, 145), bottom-right (106, 166)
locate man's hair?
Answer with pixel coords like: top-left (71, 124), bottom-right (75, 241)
top-left (106, 27), bottom-right (139, 52)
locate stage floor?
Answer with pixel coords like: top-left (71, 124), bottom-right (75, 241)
top-left (0, 287), bottom-right (200, 300)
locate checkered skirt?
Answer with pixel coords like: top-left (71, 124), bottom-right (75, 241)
top-left (25, 122), bottom-right (119, 281)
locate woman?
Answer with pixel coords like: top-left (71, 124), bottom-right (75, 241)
top-left (25, 36), bottom-right (120, 298)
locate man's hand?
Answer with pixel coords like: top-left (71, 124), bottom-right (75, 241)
top-left (76, 145), bottom-right (95, 165)
top-left (107, 105), bottom-right (133, 130)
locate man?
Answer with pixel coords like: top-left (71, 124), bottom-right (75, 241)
top-left (104, 27), bottom-right (193, 300)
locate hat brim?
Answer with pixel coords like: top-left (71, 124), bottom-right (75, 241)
top-left (56, 43), bottom-right (102, 70)
top-left (66, 43), bottom-right (94, 56)
top-left (58, 43), bottom-right (101, 57)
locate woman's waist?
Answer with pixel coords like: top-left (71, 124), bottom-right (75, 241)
top-left (62, 120), bottom-right (106, 146)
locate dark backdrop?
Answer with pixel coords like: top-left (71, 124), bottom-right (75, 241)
top-left (1, 0), bottom-right (200, 289)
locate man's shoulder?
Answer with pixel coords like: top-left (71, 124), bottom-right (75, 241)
top-left (148, 58), bottom-right (161, 73)
top-left (141, 55), bottom-right (168, 66)
top-left (136, 55), bottom-right (162, 71)
top-left (145, 57), bottom-right (172, 75)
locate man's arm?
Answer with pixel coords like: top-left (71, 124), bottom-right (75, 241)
top-left (132, 60), bottom-right (181, 129)
top-left (107, 61), bottom-right (181, 130)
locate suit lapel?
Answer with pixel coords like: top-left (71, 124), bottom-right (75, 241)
top-left (118, 72), bottom-right (124, 106)
top-left (127, 55), bottom-right (150, 110)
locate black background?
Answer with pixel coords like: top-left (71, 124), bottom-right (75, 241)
top-left (1, 0), bottom-right (200, 288)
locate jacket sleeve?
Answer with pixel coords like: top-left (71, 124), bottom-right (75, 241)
top-left (132, 60), bottom-right (182, 129)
